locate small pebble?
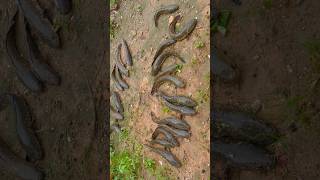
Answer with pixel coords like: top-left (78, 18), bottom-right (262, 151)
top-left (169, 16), bottom-right (174, 24)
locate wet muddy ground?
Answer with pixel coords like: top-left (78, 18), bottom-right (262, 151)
top-left (110, 0), bottom-right (210, 179)
top-left (0, 0), bottom-right (108, 179)
top-left (214, 0), bottom-right (320, 179)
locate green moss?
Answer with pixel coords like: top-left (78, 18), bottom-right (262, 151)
top-left (194, 41), bottom-right (205, 49)
top-left (204, 72), bottom-right (210, 84)
top-left (285, 95), bottom-right (312, 127)
top-left (263, 0), bottom-right (273, 9)
top-left (191, 58), bottom-right (198, 65)
top-left (110, 0), bottom-right (118, 7)
top-left (110, 20), bottom-right (119, 39)
top-left (286, 96), bottom-right (304, 109)
top-left (136, 4), bottom-right (144, 13)
top-left (196, 89), bottom-right (209, 104)
top-left (175, 64), bottom-right (183, 73)
top-left (111, 123), bottom-right (171, 179)
top-left (110, 148), bottom-right (141, 179)
top-left (211, 10), bottom-right (232, 36)
top-left (119, 128), bottom-right (129, 141)
top-left (144, 158), bottom-right (156, 170)
top-left (162, 106), bottom-right (171, 113)
top-left (303, 39), bottom-right (320, 72)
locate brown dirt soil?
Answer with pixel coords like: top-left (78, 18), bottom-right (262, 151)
top-left (111, 0), bottom-right (210, 179)
top-left (214, 0), bottom-right (320, 179)
top-left (0, 0), bottom-right (108, 180)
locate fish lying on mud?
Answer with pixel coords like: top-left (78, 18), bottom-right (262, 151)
top-left (212, 141), bottom-right (275, 169)
top-left (169, 18), bottom-right (197, 41)
top-left (9, 94), bottom-right (43, 161)
top-left (111, 65), bottom-right (124, 91)
top-left (152, 126), bottom-right (179, 147)
top-left (161, 97), bottom-right (196, 116)
top-left (158, 124), bottom-right (191, 138)
top-left (145, 144), bottom-right (182, 168)
top-left (114, 66), bottom-right (129, 89)
top-left (121, 39), bottom-right (133, 66)
top-left (6, 13), bottom-right (43, 93)
top-left (169, 15), bottom-right (181, 35)
top-left (151, 75), bottom-right (185, 95)
top-left (23, 19), bottom-right (61, 86)
top-left (115, 43), bottom-right (129, 76)
top-left (213, 110), bottom-right (278, 146)
top-left (0, 138), bottom-right (44, 180)
top-left (151, 52), bottom-right (185, 76)
top-left (111, 108), bottom-right (124, 120)
top-left (212, 50), bottom-right (238, 82)
top-left (156, 91), bottom-right (197, 107)
top-left (154, 4), bottom-right (179, 27)
top-left (16, 0), bottom-right (60, 48)
top-left (111, 91), bottom-right (124, 114)
top-left (148, 138), bottom-right (176, 148)
top-left (156, 64), bottom-right (178, 77)
top-left (111, 124), bottom-right (121, 133)
top-left (152, 39), bottom-right (177, 64)
top-left (151, 111), bottom-right (190, 130)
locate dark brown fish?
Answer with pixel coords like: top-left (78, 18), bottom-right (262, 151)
top-left (212, 49), bottom-right (238, 82)
top-left (111, 124), bottom-right (121, 133)
top-left (111, 65), bottom-right (124, 91)
top-left (115, 43), bottom-right (129, 76)
top-left (115, 66), bottom-right (129, 89)
top-left (151, 75), bottom-right (185, 95)
top-left (154, 4), bottom-right (179, 27)
top-left (156, 91), bottom-right (197, 107)
top-left (5, 13), bottom-right (43, 93)
top-left (151, 52), bottom-right (185, 76)
top-left (152, 39), bottom-right (176, 65)
top-left (9, 94), bottom-right (43, 161)
top-left (111, 91), bottom-right (124, 114)
top-left (152, 126), bottom-right (179, 147)
top-left (145, 144), bottom-right (182, 168)
top-left (16, 0), bottom-right (60, 48)
top-left (121, 39), bottom-right (133, 66)
top-left (151, 112), bottom-right (190, 130)
top-left (0, 139), bottom-right (44, 180)
top-left (170, 18), bottom-right (197, 41)
top-left (159, 124), bottom-right (190, 138)
top-left (161, 97), bottom-right (196, 116)
top-left (148, 138), bottom-right (176, 148)
top-left (157, 64), bottom-right (178, 77)
top-left (213, 110), bottom-right (277, 146)
top-left (111, 108), bottom-right (124, 120)
top-left (24, 19), bottom-right (60, 86)
top-left (213, 141), bottom-right (274, 169)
